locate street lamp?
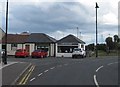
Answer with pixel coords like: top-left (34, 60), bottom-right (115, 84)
top-left (77, 27), bottom-right (79, 38)
top-left (95, 2), bottom-right (99, 58)
top-left (4, 0), bottom-right (8, 64)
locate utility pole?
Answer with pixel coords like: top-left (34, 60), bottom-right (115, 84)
top-left (4, 0), bottom-right (8, 64)
top-left (95, 2), bottom-right (99, 58)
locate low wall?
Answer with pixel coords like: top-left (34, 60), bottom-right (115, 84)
top-left (56, 53), bottom-right (72, 57)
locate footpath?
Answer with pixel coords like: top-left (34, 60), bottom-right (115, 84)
top-left (0, 61), bottom-right (32, 86)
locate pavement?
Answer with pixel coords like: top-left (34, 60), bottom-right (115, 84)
top-left (0, 61), bottom-right (32, 86)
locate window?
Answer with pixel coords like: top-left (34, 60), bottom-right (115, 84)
top-left (81, 44), bottom-right (84, 48)
top-left (36, 46), bottom-right (48, 52)
top-left (11, 44), bottom-right (17, 50)
top-left (11, 44), bottom-right (17, 47)
top-left (58, 46), bottom-right (78, 53)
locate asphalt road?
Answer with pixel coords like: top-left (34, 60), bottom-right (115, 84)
top-left (2, 62), bottom-right (31, 85)
top-left (7, 56), bottom-right (119, 86)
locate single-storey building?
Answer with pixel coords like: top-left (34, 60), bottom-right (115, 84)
top-left (2, 34), bottom-right (29, 55)
top-left (2, 33), bottom-right (56, 57)
top-left (25, 33), bottom-right (56, 56)
top-left (2, 33), bottom-right (85, 57)
top-left (56, 34), bottom-right (85, 57)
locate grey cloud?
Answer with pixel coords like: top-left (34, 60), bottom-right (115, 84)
top-left (8, 2), bottom-right (95, 33)
top-left (2, 1), bottom-right (117, 44)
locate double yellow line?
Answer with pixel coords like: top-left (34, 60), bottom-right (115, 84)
top-left (18, 65), bottom-right (35, 85)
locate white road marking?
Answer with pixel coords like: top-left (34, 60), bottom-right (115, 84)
top-left (50, 67), bottom-right (55, 69)
top-left (30, 77), bottom-right (35, 82)
top-left (96, 66), bottom-right (103, 72)
top-left (94, 75), bottom-right (100, 87)
top-left (107, 63), bottom-right (114, 65)
top-left (107, 62), bottom-right (118, 66)
top-left (38, 73), bottom-right (43, 76)
top-left (44, 70), bottom-right (49, 73)
top-left (114, 62), bottom-right (118, 64)
top-left (19, 62), bottom-right (25, 63)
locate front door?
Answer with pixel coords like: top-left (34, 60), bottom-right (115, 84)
top-left (25, 45), bottom-right (30, 53)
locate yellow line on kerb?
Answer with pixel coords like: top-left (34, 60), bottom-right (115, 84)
top-left (23, 65), bottom-right (35, 84)
top-left (18, 65), bottom-right (35, 85)
top-left (18, 66), bottom-right (33, 85)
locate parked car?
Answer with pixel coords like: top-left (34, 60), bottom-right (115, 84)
top-left (72, 48), bottom-right (86, 58)
top-left (31, 49), bottom-right (48, 58)
top-left (15, 49), bottom-right (29, 58)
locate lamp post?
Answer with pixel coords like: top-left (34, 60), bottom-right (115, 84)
top-left (4, 0), bottom-right (8, 64)
top-left (95, 2), bottom-right (99, 58)
top-left (77, 27), bottom-right (79, 38)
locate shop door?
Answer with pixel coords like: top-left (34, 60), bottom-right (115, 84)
top-left (25, 45), bottom-right (30, 52)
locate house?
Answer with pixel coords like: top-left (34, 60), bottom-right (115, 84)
top-left (2, 34), bottom-right (29, 55)
top-left (0, 28), bottom-right (5, 50)
top-left (56, 34), bottom-right (85, 57)
top-left (2, 33), bottom-right (56, 56)
top-left (26, 33), bottom-right (56, 56)
top-left (2, 33), bottom-right (86, 57)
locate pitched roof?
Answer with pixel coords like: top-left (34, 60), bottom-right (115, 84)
top-left (57, 34), bottom-right (85, 44)
top-left (26, 33), bottom-right (56, 43)
top-left (2, 34), bottom-right (29, 44)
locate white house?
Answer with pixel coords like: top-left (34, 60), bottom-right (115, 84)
top-left (2, 34), bottom-right (29, 55)
top-left (25, 33), bottom-right (56, 56)
top-left (2, 33), bottom-right (56, 56)
top-left (2, 33), bottom-right (85, 57)
top-left (56, 34), bottom-right (85, 57)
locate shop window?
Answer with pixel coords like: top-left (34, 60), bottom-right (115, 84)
top-left (58, 46), bottom-right (78, 53)
top-left (37, 46), bottom-right (48, 52)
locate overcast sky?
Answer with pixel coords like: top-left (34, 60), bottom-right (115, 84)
top-left (0, 0), bottom-right (119, 44)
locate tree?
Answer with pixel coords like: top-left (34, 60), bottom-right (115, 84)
top-left (113, 35), bottom-right (120, 50)
top-left (113, 35), bottom-right (119, 43)
top-left (97, 44), bottom-right (106, 51)
top-left (87, 43), bottom-right (95, 51)
top-left (105, 37), bottom-right (114, 50)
